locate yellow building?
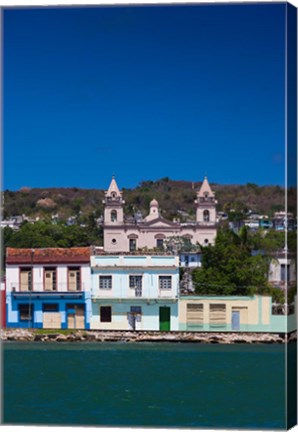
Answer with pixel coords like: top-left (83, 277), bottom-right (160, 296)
top-left (179, 295), bottom-right (296, 333)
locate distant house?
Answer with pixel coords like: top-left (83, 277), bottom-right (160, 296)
top-left (179, 252), bottom-right (202, 268)
top-left (268, 250), bottom-right (296, 289)
top-left (5, 247), bottom-right (92, 329)
top-left (272, 211), bottom-right (296, 231)
top-left (0, 215), bottom-right (24, 230)
top-left (244, 219), bottom-right (259, 230)
top-left (259, 219), bottom-right (273, 229)
top-left (90, 252), bottom-right (180, 331)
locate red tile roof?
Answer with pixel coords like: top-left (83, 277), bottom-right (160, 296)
top-left (6, 247), bottom-right (91, 264)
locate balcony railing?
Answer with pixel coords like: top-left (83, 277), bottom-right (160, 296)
top-left (8, 282), bottom-right (86, 292)
top-left (93, 287), bottom-right (177, 300)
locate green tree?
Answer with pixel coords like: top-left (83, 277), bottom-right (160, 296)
top-left (192, 226), bottom-right (270, 296)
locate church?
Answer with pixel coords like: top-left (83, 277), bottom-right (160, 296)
top-left (103, 176), bottom-right (218, 253)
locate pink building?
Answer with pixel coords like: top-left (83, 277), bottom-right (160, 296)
top-left (103, 176), bottom-right (218, 252)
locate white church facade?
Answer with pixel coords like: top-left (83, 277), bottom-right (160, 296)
top-left (103, 176), bottom-right (218, 253)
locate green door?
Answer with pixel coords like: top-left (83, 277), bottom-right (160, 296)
top-left (159, 307), bottom-right (171, 331)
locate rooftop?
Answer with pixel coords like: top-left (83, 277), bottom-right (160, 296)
top-left (6, 247), bottom-right (91, 264)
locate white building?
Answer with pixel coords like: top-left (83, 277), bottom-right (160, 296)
top-left (268, 250), bottom-right (296, 288)
top-left (90, 253), bottom-right (180, 331)
top-left (6, 247), bottom-right (92, 329)
top-left (179, 252), bottom-right (202, 268)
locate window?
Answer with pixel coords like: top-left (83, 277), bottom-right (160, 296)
top-left (130, 306), bottom-right (142, 322)
top-left (159, 276), bottom-right (172, 290)
top-left (129, 275), bottom-right (142, 296)
top-left (42, 304), bottom-right (59, 312)
top-left (187, 304), bottom-right (203, 327)
top-left (19, 304), bottom-right (33, 321)
top-left (20, 268), bottom-right (32, 291)
top-left (111, 238), bottom-right (117, 244)
top-left (156, 239), bottom-right (164, 249)
top-left (204, 239), bottom-right (209, 244)
top-left (203, 210), bottom-right (210, 222)
top-left (44, 268), bottom-right (57, 291)
top-left (100, 306), bottom-right (112, 322)
top-left (68, 267), bottom-right (81, 291)
top-left (209, 304), bottom-right (226, 327)
top-left (99, 276), bottom-right (112, 289)
top-left (129, 239), bottom-right (136, 252)
top-left (280, 264), bottom-right (290, 282)
top-left (111, 210), bottom-right (117, 222)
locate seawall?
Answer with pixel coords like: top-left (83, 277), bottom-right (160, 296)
top-left (1, 328), bottom-right (297, 344)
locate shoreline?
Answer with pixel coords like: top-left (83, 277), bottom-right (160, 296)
top-left (1, 328), bottom-right (297, 344)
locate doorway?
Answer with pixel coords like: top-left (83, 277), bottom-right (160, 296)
top-left (231, 310), bottom-right (240, 331)
top-left (159, 306), bottom-right (171, 331)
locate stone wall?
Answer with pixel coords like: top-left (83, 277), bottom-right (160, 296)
top-left (1, 328), bottom-right (296, 344)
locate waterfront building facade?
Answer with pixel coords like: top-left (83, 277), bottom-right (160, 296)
top-left (178, 295), bottom-right (296, 333)
top-left (103, 176), bottom-right (217, 253)
top-left (90, 252), bottom-right (179, 331)
top-left (5, 247), bottom-right (92, 329)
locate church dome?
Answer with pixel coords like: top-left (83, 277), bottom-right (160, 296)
top-left (150, 199), bottom-right (159, 207)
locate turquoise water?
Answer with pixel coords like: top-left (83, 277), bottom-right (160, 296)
top-left (2, 342), bottom-right (289, 428)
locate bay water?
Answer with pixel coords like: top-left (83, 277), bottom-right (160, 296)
top-left (2, 342), bottom-right (289, 428)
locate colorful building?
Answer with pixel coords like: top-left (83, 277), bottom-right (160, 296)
top-left (178, 295), bottom-right (296, 333)
top-left (90, 252), bottom-right (179, 331)
top-left (5, 247), bottom-right (92, 329)
top-left (103, 176), bottom-right (218, 253)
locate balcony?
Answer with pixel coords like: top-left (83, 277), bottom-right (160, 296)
top-left (8, 282), bottom-right (86, 294)
top-left (92, 286), bottom-right (177, 300)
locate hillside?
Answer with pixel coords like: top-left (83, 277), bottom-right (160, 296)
top-left (2, 179), bottom-right (295, 221)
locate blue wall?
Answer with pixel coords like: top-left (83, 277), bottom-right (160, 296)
top-left (6, 292), bottom-right (91, 329)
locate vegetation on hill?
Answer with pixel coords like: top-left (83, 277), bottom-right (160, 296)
top-left (192, 224), bottom-right (296, 303)
top-left (2, 178), bottom-right (295, 222)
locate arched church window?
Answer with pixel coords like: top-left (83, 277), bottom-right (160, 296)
top-left (111, 210), bottom-right (117, 222)
top-left (111, 192), bottom-right (116, 199)
top-left (203, 210), bottom-right (210, 222)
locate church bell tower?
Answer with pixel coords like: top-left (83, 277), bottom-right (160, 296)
top-left (195, 177), bottom-right (217, 224)
top-left (103, 176), bottom-right (125, 224)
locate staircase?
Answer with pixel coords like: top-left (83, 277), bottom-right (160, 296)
top-left (180, 267), bottom-right (195, 294)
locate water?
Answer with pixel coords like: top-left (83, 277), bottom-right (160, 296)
top-left (2, 342), bottom-right (289, 428)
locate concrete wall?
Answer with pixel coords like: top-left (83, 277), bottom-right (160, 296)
top-left (6, 264), bottom-right (91, 292)
top-left (6, 292), bottom-right (91, 329)
top-left (91, 255), bottom-right (179, 300)
top-left (90, 299), bottom-right (179, 331)
top-left (178, 295), bottom-right (292, 333)
top-left (103, 225), bottom-right (217, 252)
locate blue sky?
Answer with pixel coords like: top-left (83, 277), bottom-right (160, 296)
top-left (3, 3), bottom-right (287, 190)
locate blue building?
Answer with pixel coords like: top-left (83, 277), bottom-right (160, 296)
top-left (6, 247), bottom-right (92, 329)
top-left (90, 252), bottom-right (180, 331)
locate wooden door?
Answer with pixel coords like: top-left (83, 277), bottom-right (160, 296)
top-left (20, 269), bottom-right (31, 291)
top-left (68, 268), bottom-right (80, 291)
top-left (43, 312), bottom-right (61, 329)
top-left (159, 307), bottom-right (171, 331)
top-left (45, 269), bottom-right (56, 291)
top-left (231, 311), bottom-right (240, 331)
